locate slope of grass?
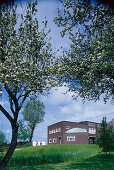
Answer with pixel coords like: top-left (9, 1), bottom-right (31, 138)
top-left (0, 144), bottom-right (113, 170)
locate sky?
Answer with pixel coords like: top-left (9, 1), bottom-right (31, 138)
top-left (0, 0), bottom-right (114, 143)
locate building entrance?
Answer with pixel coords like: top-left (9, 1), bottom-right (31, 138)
top-left (59, 136), bottom-right (62, 144)
top-left (89, 137), bottom-right (95, 144)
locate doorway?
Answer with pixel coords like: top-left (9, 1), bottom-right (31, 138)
top-left (89, 137), bottom-right (95, 144)
top-left (59, 136), bottom-right (62, 144)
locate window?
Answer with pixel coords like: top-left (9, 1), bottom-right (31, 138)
top-left (58, 128), bottom-right (61, 132)
top-left (56, 129), bottom-right (58, 132)
top-left (97, 124), bottom-right (100, 128)
top-left (55, 128), bottom-right (61, 133)
top-left (89, 123), bottom-right (95, 127)
top-left (89, 128), bottom-right (96, 134)
top-left (67, 136), bottom-right (75, 141)
top-left (49, 131), bottom-right (51, 134)
top-left (53, 138), bottom-right (57, 143)
top-left (51, 130), bottom-right (53, 134)
top-left (49, 139), bottom-right (52, 143)
top-left (65, 126), bottom-right (70, 129)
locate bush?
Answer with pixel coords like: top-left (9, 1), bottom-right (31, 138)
top-left (96, 117), bottom-right (114, 154)
top-left (0, 143), bottom-right (9, 153)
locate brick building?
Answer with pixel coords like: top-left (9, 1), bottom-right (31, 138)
top-left (48, 121), bottom-right (100, 145)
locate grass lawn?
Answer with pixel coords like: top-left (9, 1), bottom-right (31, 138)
top-left (0, 144), bottom-right (114, 170)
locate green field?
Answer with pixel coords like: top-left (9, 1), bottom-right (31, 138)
top-left (0, 144), bottom-right (114, 170)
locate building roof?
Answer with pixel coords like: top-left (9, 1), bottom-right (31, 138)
top-left (79, 121), bottom-right (100, 124)
top-left (48, 120), bottom-right (100, 127)
top-left (48, 121), bottom-right (78, 127)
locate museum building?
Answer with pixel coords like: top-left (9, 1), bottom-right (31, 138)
top-left (47, 121), bottom-right (100, 145)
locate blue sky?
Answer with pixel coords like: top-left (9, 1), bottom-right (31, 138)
top-left (0, 0), bottom-right (114, 143)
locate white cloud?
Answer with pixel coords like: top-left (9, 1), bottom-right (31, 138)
top-left (4, 130), bottom-right (11, 134)
top-left (33, 85), bottom-right (114, 142)
top-left (1, 0), bottom-right (114, 143)
top-left (41, 85), bottom-right (114, 123)
top-left (41, 85), bottom-right (74, 105)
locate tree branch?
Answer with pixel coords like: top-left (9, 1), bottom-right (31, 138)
top-left (14, 86), bottom-right (17, 98)
top-left (17, 89), bottom-right (25, 101)
top-left (4, 85), bottom-right (18, 110)
top-left (9, 97), bottom-right (15, 116)
top-left (0, 104), bottom-right (14, 124)
top-left (18, 91), bottom-right (30, 112)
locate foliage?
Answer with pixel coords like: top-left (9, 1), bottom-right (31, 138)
top-left (22, 100), bottom-right (45, 142)
top-left (0, 0), bottom-right (58, 168)
top-left (0, 130), bottom-right (7, 145)
top-left (0, 1), bottom-right (56, 92)
top-left (16, 142), bottom-right (32, 148)
top-left (17, 120), bottom-right (30, 142)
top-left (96, 117), bottom-right (114, 153)
top-left (54, 0), bottom-right (114, 102)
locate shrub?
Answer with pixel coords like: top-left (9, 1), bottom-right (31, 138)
top-left (96, 117), bottom-right (114, 154)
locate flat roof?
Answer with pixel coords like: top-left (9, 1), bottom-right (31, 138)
top-left (48, 120), bottom-right (100, 127)
top-left (48, 121), bottom-right (78, 127)
top-left (79, 121), bottom-right (100, 124)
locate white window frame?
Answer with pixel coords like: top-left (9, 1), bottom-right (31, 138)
top-left (65, 126), bottom-right (70, 129)
top-left (89, 128), bottom-right (96, 134)
top-left (67, 136), bottom-right (75, 142)
top-left (56, 129), bottom-right (58, 132)
top-left (58, 128), bottom-right (61, 132)
top-left (89, 123), bottom-right (95, 127)
top-left (49, 138), bottom-right (52, 143)
top-left (53, 138), bottom-right (57, 143)
top-left (49, 131), bottom-right (51, 134)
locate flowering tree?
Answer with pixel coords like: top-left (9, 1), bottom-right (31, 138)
top-left (0, 0), bottom-right (57, 168)
top-left (54, 0), bottom-right (113, 102)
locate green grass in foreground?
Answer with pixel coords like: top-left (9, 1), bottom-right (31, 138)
top-left (0, 144), bottom-right (113, 170)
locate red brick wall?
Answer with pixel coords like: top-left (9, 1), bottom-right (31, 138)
top-left (63, 133), bottom-right (88, 144)
top-left (48, 121), bottom-right (100, 145)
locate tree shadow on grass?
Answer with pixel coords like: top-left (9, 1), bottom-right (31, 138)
top-left (68, 153), bottom-right (114, 170)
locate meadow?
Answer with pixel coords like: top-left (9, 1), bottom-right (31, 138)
top-left (0, 144), bottom-right (114, 170)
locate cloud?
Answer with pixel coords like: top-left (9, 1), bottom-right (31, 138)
top-left (4, 130), bottom-right (11, 134)
top-left (41, 85), bottom-right (114, 123)
top-left (0, 0), bottom-right (113, 143)
top-left (33, 85), bottom-right (114, 142)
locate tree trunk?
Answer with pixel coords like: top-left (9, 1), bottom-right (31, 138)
top-left (29, 126), bottom-right (35, 142)
top-left (0, 123), bottom-right (18, 169)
